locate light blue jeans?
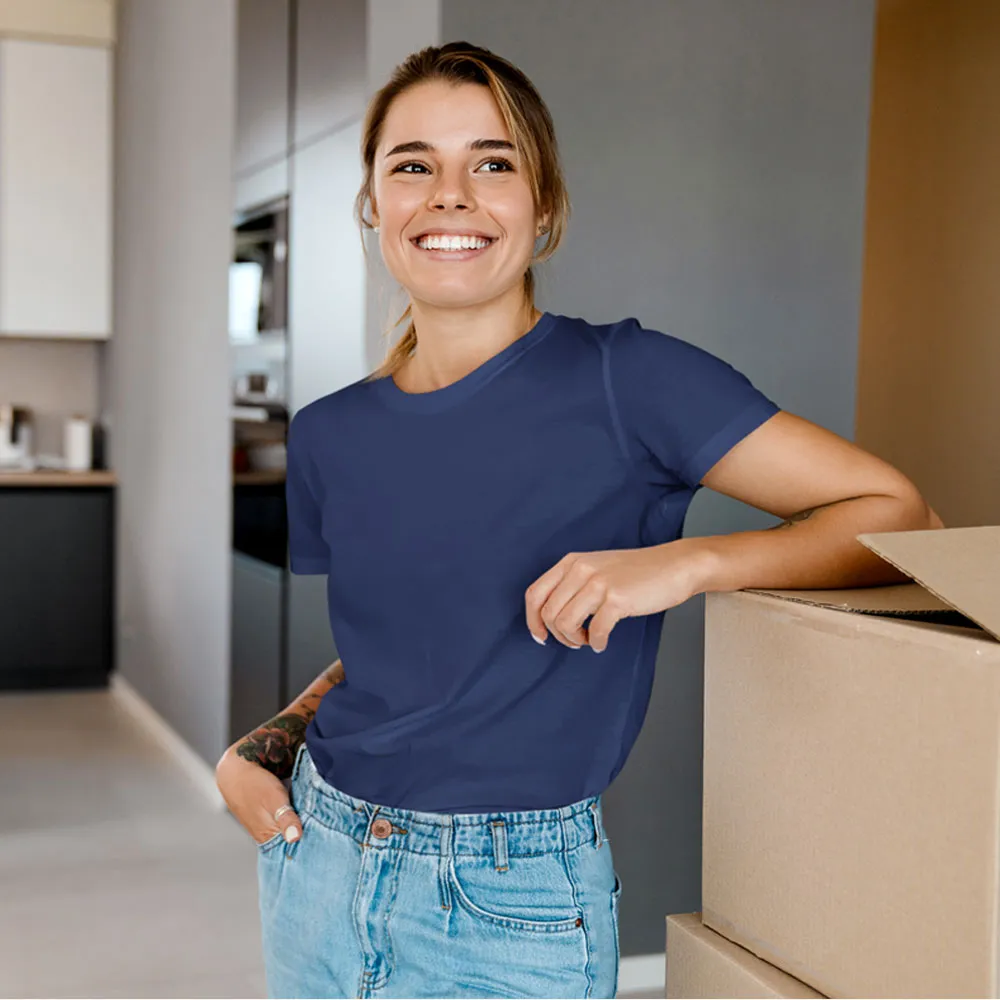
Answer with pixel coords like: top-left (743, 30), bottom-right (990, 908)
top-left (256, 742), bottom-right (622, 998)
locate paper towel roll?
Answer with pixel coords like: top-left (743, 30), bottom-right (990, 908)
top-left (64, 416), bottom-right (92, 472)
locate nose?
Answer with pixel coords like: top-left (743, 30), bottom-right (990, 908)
top-left (429, 163), bottom-right (475, 213)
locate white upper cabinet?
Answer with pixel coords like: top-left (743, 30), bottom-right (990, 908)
top-left (0, 39), bottom-right (112, 338)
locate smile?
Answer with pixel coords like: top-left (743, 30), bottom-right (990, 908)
top-left (410, 234), bottom-right (497, 258)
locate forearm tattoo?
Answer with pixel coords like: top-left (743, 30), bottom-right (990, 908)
top-left (772, 507), bottom-right (819, 529)
top-left (234, 661), bottom-right (345, 779)
top-left (770, 496), bottom-right (864, 530)
top-left (235, 713), bottom-right (310, 778)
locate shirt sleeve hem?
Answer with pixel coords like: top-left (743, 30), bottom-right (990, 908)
top-left (289, 553), bottom-right (329, 575)
top-left (682, 398), bottom-right (781, 489)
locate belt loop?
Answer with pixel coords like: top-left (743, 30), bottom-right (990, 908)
top-left (491, 819), bottom-right (509, 872)
top-left (301, 776), bottom-right (315, 821)
top-left (291, 741), bottom-right (307, 784)
top-left (438, 815), bottom-right (454, 911)
top-left (589, 800), bottom-right (604, 849)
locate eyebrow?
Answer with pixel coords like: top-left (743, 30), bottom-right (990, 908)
top-left (384, 138), bottom-right (515, 157)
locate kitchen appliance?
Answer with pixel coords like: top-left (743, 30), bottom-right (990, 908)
top-left (234, 371), bottom-right (278, 402)
top-left (231, 197), bottom-right (288, 341)
top-left (0, 404), bottom-right (34, 469)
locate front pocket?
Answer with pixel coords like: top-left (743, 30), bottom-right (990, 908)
top-left (256, 806), bottom-right (312, 857)
top-left (448, 854), bottom-right (584, 934)
top-left (256, 829), bottom-right (286, 854)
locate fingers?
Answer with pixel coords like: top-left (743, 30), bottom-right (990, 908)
top-left (526, 553), bottom-right (585, 647)
top-left (524, 564), bottom-right (560, 645)
top-left (260, 799), bottom-right (302, 845)
top-left (551, 579), bottom-right (605, 648)
top-left (526, 554), bottom-right (606, 650)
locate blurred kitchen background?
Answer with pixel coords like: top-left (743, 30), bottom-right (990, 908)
top-left (0, 0), bottom-right (996, 997)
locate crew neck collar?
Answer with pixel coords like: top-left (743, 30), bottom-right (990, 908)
top-left (372, 311), bottom-right (558, 414)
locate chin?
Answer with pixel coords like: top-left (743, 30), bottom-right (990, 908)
top-left (407, 285), bottom-right (500, 311)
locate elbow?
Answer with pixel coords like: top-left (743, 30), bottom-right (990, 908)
top-left (906, 487), bottom-right (945, 530)
top-left (926, 504), bottom-right (946, 530)
top-left (883, 481), bottom-right (945, 531)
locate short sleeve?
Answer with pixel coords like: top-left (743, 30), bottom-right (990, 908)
top-left (608, 318), bottom-right (781, 491)
top-left (285, 411), bottom-right (330, 574)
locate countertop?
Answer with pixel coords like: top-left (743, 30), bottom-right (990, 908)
top-left (233, 470), bottom-right (285, 486)
top-left (0, 470), bottom-right (117, 487)
top-left (0, 471), bottom-right (285, 487)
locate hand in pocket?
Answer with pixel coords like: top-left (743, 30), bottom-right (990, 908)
top-left (215, 748), bottom-right (303, 846)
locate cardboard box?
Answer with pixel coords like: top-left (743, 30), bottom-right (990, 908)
top-left (702, 525), bottom-right (1000, 999)
top-left (667, 912), bottom-right (825, 998)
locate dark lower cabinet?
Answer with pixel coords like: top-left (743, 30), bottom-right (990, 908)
top-left (229, 550), bottom-right (285, 744)
top-left (0, 487), bottom-right (114, 689)
top-left (229, 552), bottom-right (337, 745)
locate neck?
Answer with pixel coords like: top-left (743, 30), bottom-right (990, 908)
top-left (400, 288), bottom-right (542, 392)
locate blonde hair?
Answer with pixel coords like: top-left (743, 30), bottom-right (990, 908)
top-left (356, 41), bottom-right (571, 383)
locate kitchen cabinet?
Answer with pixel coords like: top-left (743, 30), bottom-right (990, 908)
top-left (286, 571), bottom-right (337, 702)
top-left (293, 0), bottom-right (366, 147)
top-left (229, 551), bottom-right (285, 745)
top-left (0, 486), bottom-right (113, 689)
top-left (229, 552), bottom-right (337, 743)
top-left (0, 39), bottom-right (112, 338)
top-left (235, 0), bottom-right (289, 179)
top-left (288, 125), bottom-right (367, 412)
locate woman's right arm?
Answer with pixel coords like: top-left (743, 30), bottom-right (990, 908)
top-left (215, 659), bottom-right (344, 845)
top-left (221, 657), bottom-right (345, 780)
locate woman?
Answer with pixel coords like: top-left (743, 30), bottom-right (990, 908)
top-left (216, 42), bottom-right (942, 1000)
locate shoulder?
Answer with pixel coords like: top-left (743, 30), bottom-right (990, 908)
top-left (288, 378), bottom-right (367, 438)
top-left (553, 313), bottom-right (717, 371)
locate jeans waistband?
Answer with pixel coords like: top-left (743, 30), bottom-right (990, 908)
top-left (291, 742), bottom-right (607, 858)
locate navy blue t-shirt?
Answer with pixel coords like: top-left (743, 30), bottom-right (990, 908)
top-left (286, 311), bottom-right (780, 813)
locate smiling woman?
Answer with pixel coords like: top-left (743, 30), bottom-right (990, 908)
top-left (354, 46), bottom-right (568, 395)
top-left (224, 39), bottom-right (941, 1000)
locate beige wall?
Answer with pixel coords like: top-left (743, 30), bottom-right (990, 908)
top-left (0, 339), bottom-right (100, 455)
top-left (856, 0), bottom-right (1000, 527)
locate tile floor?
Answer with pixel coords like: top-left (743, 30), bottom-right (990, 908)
top-left (0, 687), bottom-right (662, 999)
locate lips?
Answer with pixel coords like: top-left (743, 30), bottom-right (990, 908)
top-left (411, 228), bottom-right (497, 241)
top-left (410, 232), bottom-right (497, 258)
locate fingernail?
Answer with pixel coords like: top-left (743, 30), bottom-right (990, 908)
top-left (284, 826), bottom-right (300, 843)
top-left (532, 633), bottom-right (547, 645)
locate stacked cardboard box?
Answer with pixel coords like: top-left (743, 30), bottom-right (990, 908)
top-left (675, 525), bottom-right (1000, 999)
top-left (666, 913), bottom-right (824, 998)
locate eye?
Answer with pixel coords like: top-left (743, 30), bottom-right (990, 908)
top-left (390, 161), bottom-right (430, 174)
top-left (477, 157), bottom-right (514, 173)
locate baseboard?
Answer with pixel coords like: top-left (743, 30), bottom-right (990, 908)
top-left (619, 952), bottom-right (666, 995)
top-left (109, 672), bottom-right (226, 811)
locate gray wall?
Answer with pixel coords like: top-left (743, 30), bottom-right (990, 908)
top-left (110, 0), bottom-right (237, 763)
top-left (443, 0), bottom-right (876, 958)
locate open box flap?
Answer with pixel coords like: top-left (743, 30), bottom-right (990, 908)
top-left (742, 526), bottom-right (1000, 641)
top-left (743, 581), bottom-right (952, 614)
top-left (854, 526), bottom-right (1000, 642)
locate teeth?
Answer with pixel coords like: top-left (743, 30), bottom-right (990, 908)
top-left (417, 234), bottom-right (492, 251)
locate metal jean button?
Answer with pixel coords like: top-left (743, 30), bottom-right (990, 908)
top-left (371, 817), bottom-right (392, 838)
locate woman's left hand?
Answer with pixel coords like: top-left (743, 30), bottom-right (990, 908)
top-left (524, 540), bottom-right (710, 653)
